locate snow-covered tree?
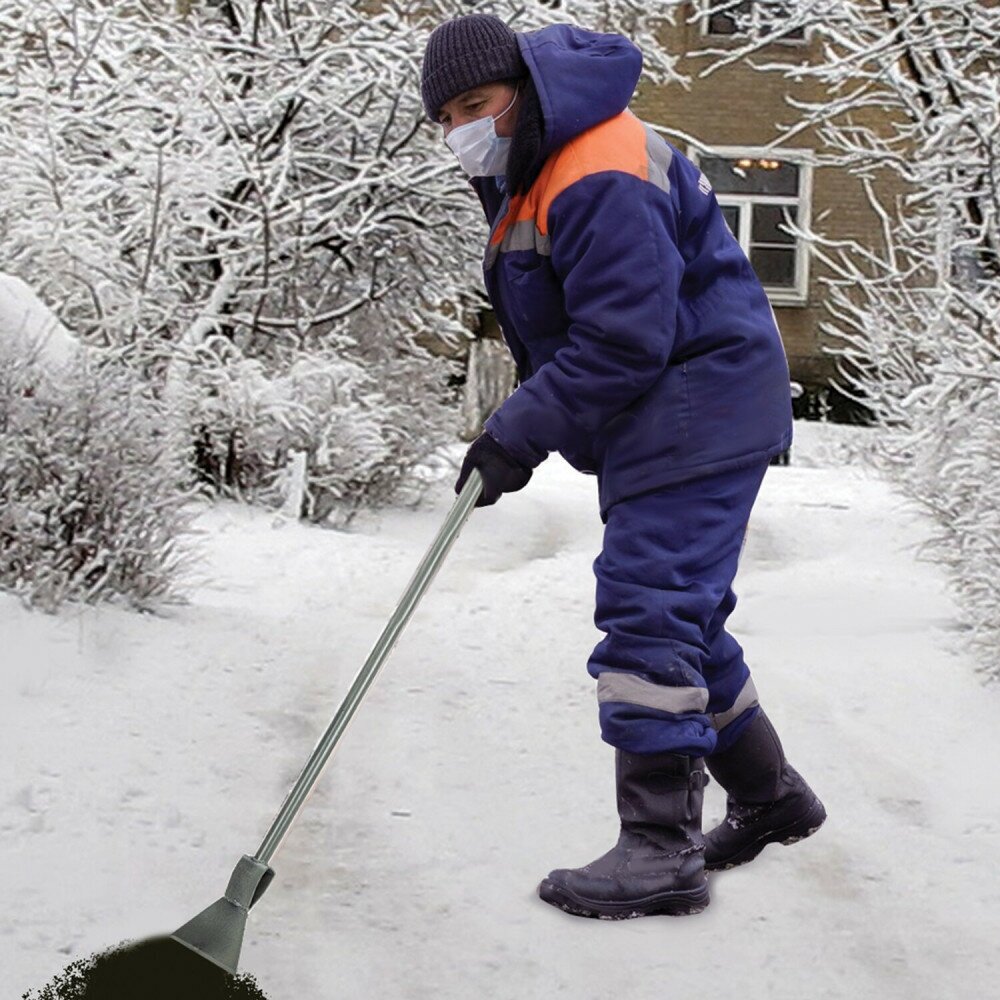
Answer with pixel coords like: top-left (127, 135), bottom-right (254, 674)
top-left (0, 0), bottom-right (686, 602)
top-left (0, 0), bottom-right (682, 528)
top-left (671, 0), bottom-right (1000, 674)
top-left (0, 1), bottom-right (477, 522)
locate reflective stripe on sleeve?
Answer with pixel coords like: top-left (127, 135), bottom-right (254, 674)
top-left (643, 124), bottom-right (673, 195)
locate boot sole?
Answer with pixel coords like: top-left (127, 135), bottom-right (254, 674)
top-left (537, 880), bottom-right (710, 920)
top-left (704, 799), bottom-right (827, 872)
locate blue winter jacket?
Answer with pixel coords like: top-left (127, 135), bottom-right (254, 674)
top-left (473, 24), bottom-right (793, 522)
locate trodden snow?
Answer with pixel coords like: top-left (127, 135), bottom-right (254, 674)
top-left (3, 420), bottom-right (997, 999)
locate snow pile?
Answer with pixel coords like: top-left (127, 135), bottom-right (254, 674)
top-left (0, 274), bottom-right (79, 369)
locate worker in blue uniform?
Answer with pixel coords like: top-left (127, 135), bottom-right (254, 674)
top-left (422, 13), bottom-right (826, 919)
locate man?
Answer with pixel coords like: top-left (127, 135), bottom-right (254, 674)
top-left (422, 13), bottom-right (825, 919)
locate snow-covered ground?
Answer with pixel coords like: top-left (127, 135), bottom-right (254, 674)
top-left (3, 420), bottom-right (997, 999)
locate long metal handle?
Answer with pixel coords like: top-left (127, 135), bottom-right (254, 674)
top-left (253, 467), bottom-right (483, 865)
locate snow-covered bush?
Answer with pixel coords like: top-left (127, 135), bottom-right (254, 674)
top-left (894, 370), bottom-right (1000, 667)
top-left (176, 338), bottom-right (297, 504)
top-left (0, 349), bottom-right (196, 612)
top-left (280, 333), bottom-right (462, 524)
top-left (174, 329), bottom-right (460, 525)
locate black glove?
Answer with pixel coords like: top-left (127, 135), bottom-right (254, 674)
top-left (455, 431), bottom-right (533, 507)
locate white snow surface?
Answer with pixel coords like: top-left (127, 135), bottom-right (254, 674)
top-left (0, 274), bottom-right (79, 368)
top-left (2, 420), bottom-right (997, 999)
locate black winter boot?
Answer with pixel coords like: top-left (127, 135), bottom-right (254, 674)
top-left (704, 710), bottom-right (826, 871)
top-left (538, 751), bottom-right (709, 919)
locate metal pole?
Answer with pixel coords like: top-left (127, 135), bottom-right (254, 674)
top-left (254, 468), bottom-right (483, 865)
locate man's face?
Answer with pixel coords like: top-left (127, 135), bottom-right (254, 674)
top-left (438, 82), bottom-right (519, 139)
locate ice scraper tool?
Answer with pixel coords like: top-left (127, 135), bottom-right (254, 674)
top-left (171, 468), bottom-right (484, 974)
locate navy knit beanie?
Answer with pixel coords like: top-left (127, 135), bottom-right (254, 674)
top-left (421, 14), bottom-right (526, 123)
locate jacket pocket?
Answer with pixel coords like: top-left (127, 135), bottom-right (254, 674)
top-left (502, 253), bottom-right (567, 340)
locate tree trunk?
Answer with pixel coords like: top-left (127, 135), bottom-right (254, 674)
top-left (460, 338), bottom-right (516, 441)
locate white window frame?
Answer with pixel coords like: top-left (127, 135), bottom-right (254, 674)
top-left (688, 144), bottom-right (814, 306)
top-left (698, 1), bottom-right (810, 46)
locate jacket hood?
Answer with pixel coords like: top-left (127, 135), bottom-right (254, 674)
top-left (516, 24), bottom-right (642, 160)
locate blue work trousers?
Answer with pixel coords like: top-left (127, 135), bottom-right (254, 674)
top-left (589, 461), bottom-right (770, 756)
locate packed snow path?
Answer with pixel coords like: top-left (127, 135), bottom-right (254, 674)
top-left (3, 422), bottom-right (997, 999)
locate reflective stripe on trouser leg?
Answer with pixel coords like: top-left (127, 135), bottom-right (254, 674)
top-left (703, 586), bottom-right (762, 753)
top-left (588, 462), bottom-right (770, 756)
top-left (597, 673), bottom-right (709, 716)
top-left (710, 674), bottom-right (760, 752)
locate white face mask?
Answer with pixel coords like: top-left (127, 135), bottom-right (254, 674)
top-left (445, 87), bottom-right (518, 178)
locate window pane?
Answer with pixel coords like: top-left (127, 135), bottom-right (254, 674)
top-left (721, 203), bottom-right (740, 237)
top-left (707, 13), bottom-right (737, 34)
top-left (750, 247), bottom-right (796, 286)
top-left (706, 1), bottom-right (750, 35)
top-left (751, 203), bottom-right (797, 244)
top-left (706, 3), bottom-right (804, 40)
top-left (700, 155), bottom-right (799, 196)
